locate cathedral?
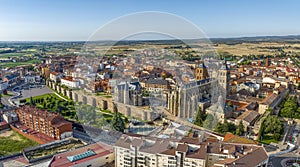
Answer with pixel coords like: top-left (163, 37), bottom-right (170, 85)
top-left (114, 81), bottom-right (143, 106)
top-left (167, 60), bottom-right (230, 120)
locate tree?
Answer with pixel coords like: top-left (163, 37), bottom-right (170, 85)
top-left (280, 96), bottom-right (299, 119)
top-left (261, 115), bottom-right (283, 141)
top-left (258, 120), bottom-right (265, 140)
top-left (0, 93), bottom-right (3, 109)
top-left (273, 133), bottom-right (281, 141)
top-left (266, 108), bottom-right (273, 114)
top-left (236, 121), bottom-right (245, 136)
top-left (111, 112), bottom-right (125, 132)
top-left (203, 114), bottom-right (218, 130)
top-left (215, 119), bottom-right (237, 134)
top-left (30, 96), bottom-right (35, 105)
top-left (194, 107), bottom-right (206, 126)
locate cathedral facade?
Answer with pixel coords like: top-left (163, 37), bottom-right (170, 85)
top-left (167, 61), bottom-right (230, 120)
top-left (114, 81), bottom-right (143, 106)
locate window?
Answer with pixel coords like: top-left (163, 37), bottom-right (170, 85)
top-left (87, 165), bottom-right (92, 167)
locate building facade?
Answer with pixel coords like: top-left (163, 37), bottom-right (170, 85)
top-left (15, 106), bottom-right (72, 140)
top-left (167, 61), bottom-right (230, 120)
top-left (61, 76), bottom-right (80, 88)
top-left (114, 134), bottom-right (269, 167)
top-left (114, 81), bottom-right (143, 106)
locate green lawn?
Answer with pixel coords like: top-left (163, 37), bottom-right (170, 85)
top-left (259, 135), bottom-right (278, 145)
top-left (22, 93), bottom-right (76, 119)
top-left (24, 93), bottom-right (58, 101)
top-left (95, 92), bottom-right (112, 98)
top-left (0, 130), bottom-right (38, 157)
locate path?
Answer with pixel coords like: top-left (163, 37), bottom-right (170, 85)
top-left (54, 92), bottom-right (69, 101)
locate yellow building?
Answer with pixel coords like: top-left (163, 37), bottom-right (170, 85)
top-left (42, 67), bottom-right (50, 78)
top-left (195, 62), bottom-right (209, 81)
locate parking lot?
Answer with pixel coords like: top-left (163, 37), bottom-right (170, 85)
top-left (12, 85), bottom-right (53, 102)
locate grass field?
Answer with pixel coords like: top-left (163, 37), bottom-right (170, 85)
top-left (215, 42), bottom-right (300, 56)
top-left (0, 53), bottom-right (25, 58)
top-left (259, 135), bottom-right (278, 145)
top-left (0, 59), bottom-right (42, 68)
top-left (0, 130), bottom-right (38, 157)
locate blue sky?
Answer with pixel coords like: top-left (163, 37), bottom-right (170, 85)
top-left (0, 0), bottom-right (299, 41)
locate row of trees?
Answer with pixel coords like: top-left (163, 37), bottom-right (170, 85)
top-left (25, 95), bottom-right (76, 118)
top-left (280, 96), bottom-right (300, 119)
top-left (215, 120), bottom-right (245, 136)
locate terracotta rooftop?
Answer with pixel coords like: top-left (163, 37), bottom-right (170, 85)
top-left (223, 132), bottom-right (258, 145)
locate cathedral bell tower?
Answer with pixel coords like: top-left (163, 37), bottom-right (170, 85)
top-left (195, 61), bottom-right (209, 81)
top-left (218, 61), bottom-right (230, 96)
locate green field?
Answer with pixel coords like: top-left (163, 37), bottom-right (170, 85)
top-left (0, 53), bottom-right (25, 58)
top-left (0, 130), bottom-right (38, 157)
top-left (0, 59), bottom-right (42, 68)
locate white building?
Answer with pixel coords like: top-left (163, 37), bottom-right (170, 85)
top-left (115, 135), bottom-right (206, 167)
top-left (61, 77), bottom-right (80, 88)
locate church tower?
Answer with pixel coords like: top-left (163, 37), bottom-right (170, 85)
top-left (195, 61), bottom-right (209, 81)
top-left (218, 61), bottom-right (230, 96)
top-left (123, 81), bottom-right (130, 105)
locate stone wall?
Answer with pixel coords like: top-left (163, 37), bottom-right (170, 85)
top-left (115, 102), bottom-right (156, 120)
top-left (47, 80), bottom-right (156, 121)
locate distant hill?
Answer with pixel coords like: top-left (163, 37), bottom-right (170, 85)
top-left (1, 35), bottom-right (300, 46)
top-left (210, 35), bottom-right (300, 44)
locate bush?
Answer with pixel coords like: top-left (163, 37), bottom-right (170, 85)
top-left (273, 133), bottom-right (281, 141)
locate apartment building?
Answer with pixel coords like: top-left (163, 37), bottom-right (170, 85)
top-left (114, 134), bottom-right (268, 167)
top-left (15, 106), bottom-right (72, 140)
